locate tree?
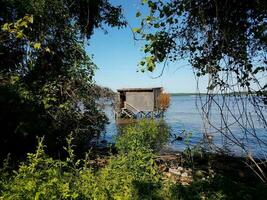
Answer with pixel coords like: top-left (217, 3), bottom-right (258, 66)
top-left (136, 0), bottom-right (267, 181)
top-left (0, 0), bottom-right (126, 161)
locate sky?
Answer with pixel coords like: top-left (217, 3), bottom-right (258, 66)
top-left (87, 0), bottom-right (207, 93)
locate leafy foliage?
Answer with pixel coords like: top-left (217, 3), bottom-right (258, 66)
top-left (0, 0), bottom-right (126, 161)
top-left (136, 0), bottom-right (267, 181)
top-left (136, 0), bottom-right (267, 102)
top-left (116, 120), bottom-right (170, 153)
top-left (1, 121), bottom-right (266, 199)
top-left (0, 121), bottom-right (166, 200)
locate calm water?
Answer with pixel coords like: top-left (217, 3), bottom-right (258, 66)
top-left (101, 95), bottom-right (267, 158)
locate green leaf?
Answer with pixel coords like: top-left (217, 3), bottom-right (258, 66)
top-left (24, 15), bottom-right (33, 24)
top-left (34, 42), bottom-right (41, 49)
top-left (19, 21), bottom-right (28, 28)
top-left (16, 31), bottom-right (24, 39)
top-left (132, 28), bottom-right (141, 33)
top-left (153, 23), bottom-right (160, 28)
top-left (1, 23), bottom-right (9, 31)
top-left (136, 11), bottom-right (141, 18)
top-left (45, 47), bottom-right (51, 53)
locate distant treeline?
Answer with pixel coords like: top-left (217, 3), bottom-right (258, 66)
top-left (169, 92), bottom-right (262, 96)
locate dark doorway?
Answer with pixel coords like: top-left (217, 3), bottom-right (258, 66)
top-left (120, 92), bottom-right (126, 108)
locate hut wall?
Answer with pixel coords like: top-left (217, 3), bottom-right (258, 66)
top-left (126, 91), bottom-right (154, 111)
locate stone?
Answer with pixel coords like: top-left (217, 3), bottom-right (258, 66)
top-left (169, 168), bottom-right (181, 176)
top-left (181, 182), bottom-right (190, 186)
top-left (180, 176), bottom-right (193, 185)
top-left (181, 172), bottom-right (188, 177)
top-left (164, 172), bottom-right (172, 178)
top-left (195, 170), bottom-right (205, 178)
top-left (177, 166), bottom-right (183, 171)
top-left (159, 164), bottom-right (168, 172)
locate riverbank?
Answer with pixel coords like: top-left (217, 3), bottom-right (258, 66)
top-left (1, 120), bottom-right (266, 199)
top-left (87, 144), bottom-right (267, 187)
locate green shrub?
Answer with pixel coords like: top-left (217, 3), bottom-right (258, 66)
top-left (0, 138), bottom-right (83, 200)
top-left (116, 119), bottom-right (170, 153)
top-left (98, 149), bottom-right (161, 199)
top-left (2, 120), bottom-right (265, 199)
top-left (0, 122), bottom-right (166, 200)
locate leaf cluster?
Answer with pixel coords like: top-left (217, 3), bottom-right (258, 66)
top-left (0, 0), bottom-right (125, 161)
top-left (0, 121), bottom-right (168, 199)
top-left (116, 119), bottom-right (170, 153)
top-left (136, 0), bottom-right (267, 102)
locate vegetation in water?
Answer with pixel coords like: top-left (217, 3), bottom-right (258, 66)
top-left (116, 120), bottom-right (170, 153)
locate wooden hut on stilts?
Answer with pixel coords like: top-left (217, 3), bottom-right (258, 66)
top-left (115, 87), bottom-right (167, 119)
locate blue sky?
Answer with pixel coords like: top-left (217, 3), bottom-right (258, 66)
top-left (87, 0), bottom-right (207, 93)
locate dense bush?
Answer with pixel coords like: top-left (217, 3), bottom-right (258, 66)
top-left (1, 120), bottom-right (266, 199)
top-left (0, 120), bottom-right (167, 200)
top-left (0, 0), bottom-right (125, 161)
top-left (116, 119), bottom-right (170, 153)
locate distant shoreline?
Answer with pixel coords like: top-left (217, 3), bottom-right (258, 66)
top-left (170, 93), bottom-right (205, 96)
top-left (169, 92), bottom-right (251, 96)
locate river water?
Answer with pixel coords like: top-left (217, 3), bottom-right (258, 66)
top-left (101, 95), bottom-right (267, 158)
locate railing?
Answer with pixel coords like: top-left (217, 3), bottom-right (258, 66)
top-left (124, 102), bottom-right (139, 113)
top-left (121, 108), bottom-right (134, 118)
top-left (124, 102), bottom-right (145, 117)
top-left (118, 102), bottom-right (164, 119)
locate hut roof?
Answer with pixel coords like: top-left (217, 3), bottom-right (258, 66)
top-left (117, 87), bottom-right (163, 92)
